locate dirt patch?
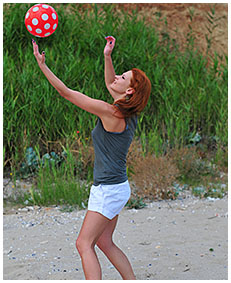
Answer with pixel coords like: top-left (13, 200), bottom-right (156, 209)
top-left (79, 3), bottom-right (227, 63)
top-left (115, 3), bottom-right (228, 60)
top-left (3, 196), bottom-right (228, 280)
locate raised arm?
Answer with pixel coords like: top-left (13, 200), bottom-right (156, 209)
top-left (104, 36), bottom-right (116, 90)
top-left (32, 39), bottom-right (112, 118)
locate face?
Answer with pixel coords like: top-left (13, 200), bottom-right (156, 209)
top-left (110, 70), bottom-right (134, 99)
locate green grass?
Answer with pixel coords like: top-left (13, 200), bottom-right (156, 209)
top-left (3, 4), bottom-right (228, 205)
top-left (30, 160), bottom-right (90, 207)
top-left (21, 146), bottom-right (91, 207)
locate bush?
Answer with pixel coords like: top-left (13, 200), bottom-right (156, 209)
top-left (128, 142), bottom-right (180, 200)
top-left (3, 3), bottom-right (227, 171)
top-left (170, 146), bottom-right (220, 185)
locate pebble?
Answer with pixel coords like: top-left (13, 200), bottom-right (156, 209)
top-left (3, 190), bottom-right (228, 280)
top-left (147, 216), bottom-right (156, 221)
top-left (40, 241), bottom-right (48, 245)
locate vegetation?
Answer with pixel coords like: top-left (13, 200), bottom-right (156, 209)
top-left (3, 4), bottom-right (228, 207)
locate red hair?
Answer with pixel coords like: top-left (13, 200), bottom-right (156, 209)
top-left (113, 68), bottom-right (151, 118)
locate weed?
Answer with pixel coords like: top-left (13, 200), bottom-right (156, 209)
top-left (170, 146), bottom-right (220, 185)
top-left (126, 194), bottom-right (147, 209)
top-left (3, 3), bottom-right (227, 172)
top-left (29, 160), bottom-right (90, 207)
top-left (130, 149), bottom-right (180, 200)
top-left (3, 4), bottom-right (227, 205)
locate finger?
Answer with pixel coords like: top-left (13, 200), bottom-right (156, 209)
top-left (105, 35), bottom-right (115, 40)
top-left (106, 39), bottom-right (115, 47)
top-left (105, 35), bottom-right (115, 43)
top-left (33, 41), bottom-right (40, 55)
top-left (33, 43), bottom-right (39, 54)
top-left (42, 51), bottom-right (45, 63)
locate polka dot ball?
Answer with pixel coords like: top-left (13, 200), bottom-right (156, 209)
top-left (25, 4), bottom-right (58, 37)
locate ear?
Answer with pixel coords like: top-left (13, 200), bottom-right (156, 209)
top-left (126, 88), bottom-right (135, 95)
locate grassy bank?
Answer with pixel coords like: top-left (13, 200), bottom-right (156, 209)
top-left (3, 4), bottom-right (228, 206)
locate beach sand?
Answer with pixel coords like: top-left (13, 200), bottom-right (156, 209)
top-left (3, 195), bottom-right (228, 280)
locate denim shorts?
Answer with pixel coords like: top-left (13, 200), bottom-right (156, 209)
top-left (88, 180), bottom-right (131, 220)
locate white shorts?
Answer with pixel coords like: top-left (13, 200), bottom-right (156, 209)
top-left (88, 180), bottom-right (131, 220)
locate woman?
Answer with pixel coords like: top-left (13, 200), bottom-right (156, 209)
top-left (32, 35), bottom-right (151, 280)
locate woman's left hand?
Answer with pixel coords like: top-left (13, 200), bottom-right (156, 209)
top-left (32, 39), bottom-right (45, 66)
top-left (104, 36), bottom-right (116, 56)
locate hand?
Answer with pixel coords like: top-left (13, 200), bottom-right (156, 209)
top-left (104, 36), bottom-right (116, 56)
top-left (32, 39), bottom-right (45, 66)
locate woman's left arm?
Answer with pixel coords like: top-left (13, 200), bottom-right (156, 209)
top-left (32, 39), bottom-right (111, 117)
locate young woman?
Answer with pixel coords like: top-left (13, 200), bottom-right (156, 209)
top-left (32, 35), bottom-right (151, 280)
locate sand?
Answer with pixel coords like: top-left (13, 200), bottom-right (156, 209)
top-left (3, 195), bottom-right (228, 280)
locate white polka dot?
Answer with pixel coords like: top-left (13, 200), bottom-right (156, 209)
top-left (35, 29), bottom-right (42, 34)
top-left (33, 7), bottom-right (39, 12)
top-left (42, 5), bottom-right (49, 9)
top-left (53, 23), bottom-right (57, 30)
top-left (26, 12), bottom-right (29, 19)
top-left (52, 13), bottom-right (56, 20)
top-left (35, 35), bottom-right (41, 38)
top-left (42, 13), bottom-right (48, 21)
top-left (44, 23), bottom-right (50, 29)
top-left (27, 25), bottom-right (32, 31)
top-left (45, 32), bottom-right (51, 37)
top-left (32, 18), bottom-right (38, 25)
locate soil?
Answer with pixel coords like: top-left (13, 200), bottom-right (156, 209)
top-left (3, 196), bottom-right (228, 280)
top-left (3, 3), bottom-right (228, 280)
top-left (61, 3), bottom-right (228, 60)
top-left (115, 3), bottom-right (228, 61)
top-left (79, 3), bottom-right (228, 65)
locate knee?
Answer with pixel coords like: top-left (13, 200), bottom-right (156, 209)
top-left (75, 237), bottom-right (82, 254)
top-left (76, 237), bottom-right (88, 256)
top-left (96, 238), bottom-right (114, 254)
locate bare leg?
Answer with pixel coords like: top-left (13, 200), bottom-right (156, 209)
top-left (76, 211), bottom-right (110, 279)
top-left (96, 215), bottom-right (136, 280)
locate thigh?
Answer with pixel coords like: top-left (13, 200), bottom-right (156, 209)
top-left (99, 215), bottom-right (118, 240)
top-left (96, 215), bottom-right (118, 249)
top-left (78, 211), bottom-right (111, 246)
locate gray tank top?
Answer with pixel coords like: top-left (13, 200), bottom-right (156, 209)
top-left (91, 115), bottom-right (137, 186)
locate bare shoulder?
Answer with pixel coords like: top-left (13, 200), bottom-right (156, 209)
top-left (101, 105), bottom-right (126, 133)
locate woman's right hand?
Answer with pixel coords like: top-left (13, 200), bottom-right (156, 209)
top-left (32, 39), bottom-right (45, 66)
top-left (104, 36), bottom-right (116, 56)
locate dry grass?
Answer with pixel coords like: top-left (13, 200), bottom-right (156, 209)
top-left (127, 141), bottom-right (180, 200)
top-left (127, 141), bottom-right (226, 201)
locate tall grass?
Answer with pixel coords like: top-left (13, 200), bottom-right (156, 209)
top-left (30, 147), bottom-right (90, 207)
top-left (4, 3), bottom-right (227, 172)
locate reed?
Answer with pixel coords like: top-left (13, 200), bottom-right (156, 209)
top-left (29, 147), bottom-right (90, 207)
top-left (3, 4), bottom-right (227, 204)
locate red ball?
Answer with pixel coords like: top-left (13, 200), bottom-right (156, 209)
top-left (25, 4), bottom-right (58, 38)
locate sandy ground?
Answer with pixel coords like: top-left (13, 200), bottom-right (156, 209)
top-left (84, 3), bottom-right (228, 62)
top-left (3, 3), bottom-right (228, 280)
top-left (3, 195), bottom-right (228, 280)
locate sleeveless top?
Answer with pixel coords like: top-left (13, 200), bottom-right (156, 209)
top-left (91, 115), bottom-right (137, 186)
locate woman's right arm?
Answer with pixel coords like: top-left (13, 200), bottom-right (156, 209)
top-left (32, 39), bottom-right (69, 95)
top-left (32, 39), bottom-right (113, 118)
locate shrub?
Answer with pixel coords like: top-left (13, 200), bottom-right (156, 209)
top-left (128, 142), bottom-right (180, 200)
top-left (3, 3), bottom-right (227, 172)
top-left (169, 146), bottom-right (220, 184)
